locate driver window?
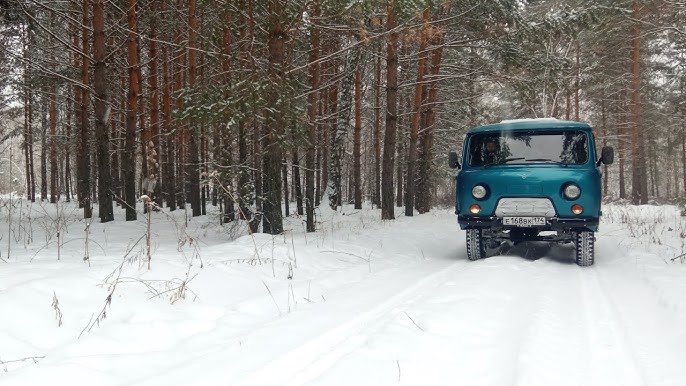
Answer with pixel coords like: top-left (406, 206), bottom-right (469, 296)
top-left (469, 136), bottom-right (502, 165)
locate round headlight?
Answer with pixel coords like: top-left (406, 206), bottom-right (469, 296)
top-left (564, 184), bottom-right (581, 200)
top-left (472, 185), bottom-right (487, 199)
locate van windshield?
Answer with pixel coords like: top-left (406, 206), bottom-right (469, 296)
top-left (468, 130), bottom-right (589, 166)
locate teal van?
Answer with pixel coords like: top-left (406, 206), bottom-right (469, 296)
top-left (448, 118), bottom-right (614, 266)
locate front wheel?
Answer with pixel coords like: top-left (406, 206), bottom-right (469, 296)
top-left (575, 230), bottom-right (595, 266)
top-left (466, 228), bottom-right (487, 261)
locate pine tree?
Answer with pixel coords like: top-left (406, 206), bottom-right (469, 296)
top-left (262, 0), bottom-right (287, 235)
top-left (93, 0), bottom-right (113, 222)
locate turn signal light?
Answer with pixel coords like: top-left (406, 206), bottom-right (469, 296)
top-left (571, 204), bottom-right (583, 215)
top-left (470, 204), bottom-right (481, 214)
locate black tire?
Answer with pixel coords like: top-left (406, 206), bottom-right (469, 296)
top-left (466, 228), bottom-right (487, 261)
top-left (575, 230), bottom-right (595, 266)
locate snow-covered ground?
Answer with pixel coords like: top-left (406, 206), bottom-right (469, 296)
top-left (1, 198), bottom-right (685, 385)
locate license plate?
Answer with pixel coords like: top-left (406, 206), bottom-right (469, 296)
top-left (502, 216), bottom-right (546, 227)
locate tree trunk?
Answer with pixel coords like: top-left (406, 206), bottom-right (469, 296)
top-left (618, 107), bottom-right (626, 199)
top-left (201, 126), bottom-right (208, 216)
top-left (49, 48), bottom-right (58, 204)
top-left (381, 1), bottom-right (399, 220)
top-left (630, 1), bottom-right (645, 205)
top-left (682, 121), bottom-right (686, 197)
top-left (114, 76), bottom-right (126, 206)
top-left (316, 106), bottom-right (322, 207)
top-left (327, 38), bottom-right (361, 210)
top-left (262, 0), bottom-right (286, 234)
top-left (649, 138), bottom-right (658, 197)
top-left (416, 26), bottom-right (445, 214)
top-left (219, 7), bottom-right (234, 220)
top-left (146, 0), bottom-right (161, 208)
top-left (396, 97), bottom-right (408, 207)
top-left (40, 97), bottom-right (47, 201)
top-left (187, 0), bottom-right (201, 217)
top-left (353, 66), bottom-right (363, 210)
top-left (236, 0), bottom-right (248, 221)
top-left (23, 26), bottom-right (35, 203)
top-left (236, 0), bottom-right (257, 229)
top-left (237, 119), bottom-right (251, 220)
top-left (64, 97), bottom-right (72, 202)
top-left (292, 148), bottom-right (303, 215)
top-left (282, 157), bottom-right (290, 217)
top-left (23, 94), bottom-right (32, 201)
top-left (24, 86), bottom-right (35, 202)
top-left (305, 2), bottom-right (320, 232)
top-left (249, 119), bottom-right (262, 233)
top-left (322, 78), bottom-right (336, 206)
top-left (404, 8), bottom-right (430, 217)
top-left (93, 0), bottom-right (113, 222)
top-left (574, 41), bottom-right (580, 121)
top-left (247, 0), bottom-right (261, 232)
top-left (78, 0), bottom-right (92, 217)
top-left (373, 44), bottom-right (382, 208)
top-left (124, 0), bottom-right (140, 220)
top-left (111, 98), bottom-right (120, 206)
top-left (682, 81), bottom-right (686, 197)
top-left (173, 0), bottom-right (185, 211)
top-left (161, 0), bottom-right (176, 211)
top-left (601, 98), bottom-right (609, 196)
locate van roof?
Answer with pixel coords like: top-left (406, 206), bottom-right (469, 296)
top-left (468, 118), bottom-right (592, 134)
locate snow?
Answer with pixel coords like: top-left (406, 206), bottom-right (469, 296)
top-left (499, 117), bottom-right (560, 124)
top-left (1, 199), bottom-right (685, 385)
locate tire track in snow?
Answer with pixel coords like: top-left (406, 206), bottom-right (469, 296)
top-left (485, 258), bottom-right (548, 386)
top-left (234, 260), bottom-right (473, 386)
top-left (505, 249), bottom-right (644, 386)
top-left (590, 262), bottom-right (686, 386)
top-left (579, 267), bottom-right (644, 386)
top-left (286, 255), bottom-right (549, 386)
top-left (510, 261), bottom-right (592, 386)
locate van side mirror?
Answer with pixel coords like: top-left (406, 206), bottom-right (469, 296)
top-left (448, 151), bottom-right (460, 169)
top-left (599, 146), bottom-right (614, 165)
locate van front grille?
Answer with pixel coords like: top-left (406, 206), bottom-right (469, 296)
top-left (494, 197), bottom-right (556, 217)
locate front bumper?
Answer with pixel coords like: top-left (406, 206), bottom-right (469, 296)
top-left (457, 215), bottom-right (599, 232)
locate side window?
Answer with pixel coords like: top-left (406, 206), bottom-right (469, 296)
top-left (468, 137), bottom-right (483, 165)
top-left (560, 132), bottom-right (588, 164)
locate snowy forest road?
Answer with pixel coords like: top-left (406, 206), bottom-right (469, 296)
top-left (139, 208), bottom-right (686, 386)
top-left (234, 246), bottom-right (685, 386)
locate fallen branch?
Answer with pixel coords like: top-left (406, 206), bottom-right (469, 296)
top-left (320, 250), bottom-right (369, 262)
top-left (262, 281), bottom-right (282, 316)
top-left (403, 311), bottom-right (425, 331)
top-left (0, 355), bottom-right (45, 365)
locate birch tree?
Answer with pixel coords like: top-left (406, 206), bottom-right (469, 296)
top-left (381, 0), bottom-right (399, 220)
top-left (326, 37), bottom-right (362, 210)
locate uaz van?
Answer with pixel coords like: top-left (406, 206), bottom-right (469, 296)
top-left (448, 118), bottom-right (614, 266)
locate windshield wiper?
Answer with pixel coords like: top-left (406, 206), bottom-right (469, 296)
top-left (525, 158), bottom-right (567, 165)
top-left (483, 157), bottom-right (525, 167)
